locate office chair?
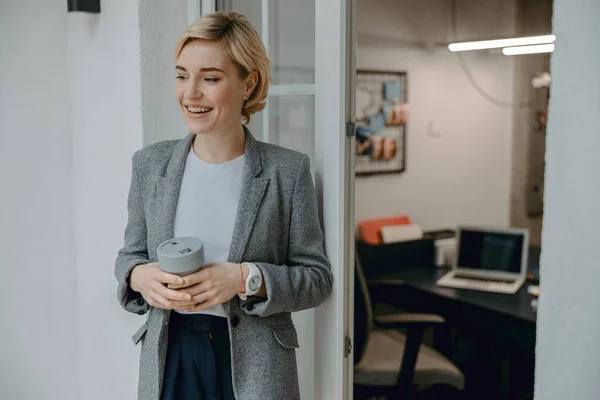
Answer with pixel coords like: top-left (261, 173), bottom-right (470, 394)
top-left (354, 254), bottom-right (465, 399)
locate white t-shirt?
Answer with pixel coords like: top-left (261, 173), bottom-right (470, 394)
top-left (172, 148), bottom-right (244, 317)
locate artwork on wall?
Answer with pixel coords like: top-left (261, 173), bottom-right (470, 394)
top-left (355, 70), bottom-right (408, 175)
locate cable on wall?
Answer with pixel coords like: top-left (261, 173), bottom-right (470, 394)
top-left (450, 0), bottom-right (531, 109)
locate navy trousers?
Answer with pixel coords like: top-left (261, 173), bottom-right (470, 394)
top-left (161, 312), bottom-right (235, 400)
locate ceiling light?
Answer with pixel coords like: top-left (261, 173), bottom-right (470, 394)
top-left (448, 35), bottom-right (555, 52)
top-left (502, 44), bottom-right (555, 55)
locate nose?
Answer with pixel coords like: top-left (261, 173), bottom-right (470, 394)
top-left (185, 79), bottom-right (203, 99)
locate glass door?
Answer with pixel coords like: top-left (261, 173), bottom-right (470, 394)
top-left (195, 1), bottom-right (355, 398)
top-left (221, 0), bottom-right (316, 161)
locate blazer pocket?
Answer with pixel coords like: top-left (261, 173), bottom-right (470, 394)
top-left (272, 326), bottom-right (300, 349)
top-left (132, 322), bottom-right (148, 345)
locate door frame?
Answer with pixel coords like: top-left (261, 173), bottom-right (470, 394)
top-left (314, 0), bottom-right (355, 399)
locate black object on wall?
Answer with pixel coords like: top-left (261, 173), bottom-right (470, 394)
top-left (68, 0), bottom-right (101, 13)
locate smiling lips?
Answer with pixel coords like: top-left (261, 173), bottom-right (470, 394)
top-left (186, 106), bottom-right (213, 115)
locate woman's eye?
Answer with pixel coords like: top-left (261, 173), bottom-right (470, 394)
top-left (204, 77), bottom-right (219, 82)
top-left (176, 76), bottom-right (187, 80)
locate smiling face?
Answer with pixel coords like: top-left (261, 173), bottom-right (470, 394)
top-left (175, 39), bottom-right (256, 136)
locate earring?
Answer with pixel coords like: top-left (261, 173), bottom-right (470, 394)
top-left (243, 98), bottom-right (249, 108)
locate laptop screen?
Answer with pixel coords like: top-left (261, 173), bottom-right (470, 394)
top-left (457, 229), bottom-right (525, 273)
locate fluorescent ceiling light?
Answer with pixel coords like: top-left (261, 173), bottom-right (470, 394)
top-left (448, 34), bottom-right (555, 52)
top-left (502, 43), bottom-right (555, 55)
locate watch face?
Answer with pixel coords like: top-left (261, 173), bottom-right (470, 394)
top-left (249, 275), bottom-right (262, 291)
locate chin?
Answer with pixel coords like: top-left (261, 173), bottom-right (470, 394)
top-left (186, 123), bottom-right (213, 136)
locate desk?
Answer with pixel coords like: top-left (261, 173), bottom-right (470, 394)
top-left (370, 267), bottom-right (536, 324)
top-left (367, 266), bottom-right (537, 399)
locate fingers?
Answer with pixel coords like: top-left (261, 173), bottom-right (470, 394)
top-left (156, 282), bottom-right (192, 302)
top-left (140, 282), bottom-right (192, 310)
top-left (174, 281), bottom-right (217, 310)
top-left (157, 270), bottom-right (185, 286)
top-left (166, 265), bottom-right (218, 289)
top-left (181, 280), bottom-right (214, 297)
top-left (185, 286), bottom-right (225, 312)
top-left (186, 296), bottom-right (214, 312)
top-left (134, 266), bottom-right (196, 310)
top-left (149, 294), bottom-right (179, 310)
top-left (179, 267), bottom-right (211, 288)
top-left (166, 282), bottom-right (187, 290)
top-left (142, 291), bottom-right (171, 310)
top-left (149, 280), bottom-right (212, 310)
top-left (143, 265), bottom-right (222, 311)
top-left (146, 292), bottom-right (194, 311)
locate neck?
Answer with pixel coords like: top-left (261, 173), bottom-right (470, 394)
top-left (192, 124), bottom-right (246, 163)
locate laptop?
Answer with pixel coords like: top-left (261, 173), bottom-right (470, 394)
top-left (436, 226), bottom-right (529, 294)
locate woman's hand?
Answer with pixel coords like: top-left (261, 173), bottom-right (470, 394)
top-left (130, 262), bottom-right (195, 310)
top-left (167, 262), bottom-right (245, 312)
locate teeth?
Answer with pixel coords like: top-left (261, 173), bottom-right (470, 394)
top-left (187, 106), bottom-right (212, 113)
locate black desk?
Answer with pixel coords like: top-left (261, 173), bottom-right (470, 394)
top-left (367, 266), bottom-right (537, 399)
top-left (370, 267), bottom-right (536, 324)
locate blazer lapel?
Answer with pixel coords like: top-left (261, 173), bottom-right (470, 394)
top-left (153, 130), bottom-right (268, 264)
top-left (154, 134), bottom-right (194, 248)
top-left (228, 129), bottom-right (269, 264)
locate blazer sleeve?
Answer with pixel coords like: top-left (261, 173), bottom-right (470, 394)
top-left (240, 155), bottom-right (334, 317)
top-left (114, 152), bottom-right (151, 315)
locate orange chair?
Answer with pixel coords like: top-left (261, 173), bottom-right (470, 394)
top-left (358, 216), bottom-right (411, 245)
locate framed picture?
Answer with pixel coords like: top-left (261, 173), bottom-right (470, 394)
top-left (355, 70), bottom-right (408, 175)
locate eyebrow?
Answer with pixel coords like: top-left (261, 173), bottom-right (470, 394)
top-left (175, 66), bottom-right (225, 73)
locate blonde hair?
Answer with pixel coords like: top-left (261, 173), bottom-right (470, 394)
top-left (175, 12), bottom-right (270, 124)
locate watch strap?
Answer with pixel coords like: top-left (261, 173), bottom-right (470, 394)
top-left (238, 262), bottom-right (260, 300)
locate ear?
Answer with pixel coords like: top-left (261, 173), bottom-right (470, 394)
top-left (244, 71), bottom-right (258, 98)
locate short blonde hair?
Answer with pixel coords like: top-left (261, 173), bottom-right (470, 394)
top-left (175, 12), bottom-right (270, 124)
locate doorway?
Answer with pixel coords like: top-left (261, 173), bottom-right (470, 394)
top-left (352, 0), bottom-right (550, 399)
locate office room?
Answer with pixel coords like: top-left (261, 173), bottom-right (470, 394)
top-left (353, 0), bottom-right (550, 399)
top-left (2, 0), bottom-right (599, 399)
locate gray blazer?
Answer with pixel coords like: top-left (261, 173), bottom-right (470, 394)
top-left (115, 129), bottom-right (333, 400)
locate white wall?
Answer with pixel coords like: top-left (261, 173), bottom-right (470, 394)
top-left (535, 0), bottom-right (600, 398)
top-left (355, 0), bottom-right (516, 230)
top-left (140, 0), bottom-right (188, 145)
top-left (66, 0), bottom-right (147, 398)
top-left (0, 1), bottom-right (77, 399)
top-left (0, 1), bottom-right (165, 396)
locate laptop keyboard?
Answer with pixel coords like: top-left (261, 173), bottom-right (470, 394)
top-left (453, 274), bottom-right (516, 284)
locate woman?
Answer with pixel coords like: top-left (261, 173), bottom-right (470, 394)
top-left (115, 12), bottom-right (333, 400)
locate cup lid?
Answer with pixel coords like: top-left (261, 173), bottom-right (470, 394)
top-left (157, 237), bottom-right (204, 269)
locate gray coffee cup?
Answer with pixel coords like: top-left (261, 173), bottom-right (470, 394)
top-left (157, 237), bottom-right (205, 277)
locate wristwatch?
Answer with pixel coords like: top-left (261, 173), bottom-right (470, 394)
top-left (239, 262), bottom-right (262, 300)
